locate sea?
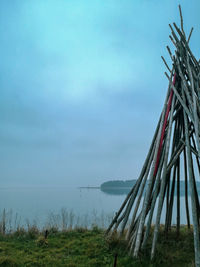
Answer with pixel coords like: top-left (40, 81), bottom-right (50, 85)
top-left (0, 186), bottom-right (192, 230)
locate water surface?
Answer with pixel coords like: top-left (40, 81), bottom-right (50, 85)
top-left (0, 186), bottom-right (192, 228)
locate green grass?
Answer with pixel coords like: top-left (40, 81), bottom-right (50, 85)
top-left (0, 226), bottom-right (195, 266)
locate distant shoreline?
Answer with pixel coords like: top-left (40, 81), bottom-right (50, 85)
top-left (101, 186), bottom-right (132, 189)
top-left (79, 186), bottom-right (100, 189)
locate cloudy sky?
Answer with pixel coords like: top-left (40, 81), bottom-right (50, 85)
top-left (1, 0), bottom-right (200, 187)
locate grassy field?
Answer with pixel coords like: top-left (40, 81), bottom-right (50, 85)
top-left (0, 226), bottom-right (195, 266)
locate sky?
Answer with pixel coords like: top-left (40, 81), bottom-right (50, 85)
top-left (0, 0), bottom-right (200, 187)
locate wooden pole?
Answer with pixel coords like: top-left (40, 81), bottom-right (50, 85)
top-left (151, 95), bottom-right (176, 259)
top-left (183, 147), bottom-right (190, 228)
top-left (183, 107), bottom-right (200, 267)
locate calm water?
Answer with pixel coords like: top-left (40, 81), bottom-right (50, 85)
top-left (0, 186), bottom-right (192, 229)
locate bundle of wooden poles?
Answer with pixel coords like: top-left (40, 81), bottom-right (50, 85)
top-left (106, 6), bottom-right (200, 267)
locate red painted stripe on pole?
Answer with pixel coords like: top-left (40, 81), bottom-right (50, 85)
top-left (153, 73), bottom-right (176, 177)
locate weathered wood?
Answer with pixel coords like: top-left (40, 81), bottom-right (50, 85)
top-left (177, 157), bottom-right (180, 236)
top-left (107, 7), bottom-right (200, 266)
top-left (161, 56), bottom-right (171, 73)
top-left (187, 52), bottom-right (200, 160)
top-left (165, 73), bottom-right (194, 122)
top-left (191, 135), bottom-right (200, 174)
top-left (188, 27), bottom-right (194, 43)
top-left (183, 107), bottom-right (200, 267)
top-left (166, 164), bottom-right (177, 231)
top-left (106, 113), bottom-right (163, 235)
top-left (183, 147), bottom-right (190, 228)
top-left (142, 151), bottom-right (165, 249)
top-left (133, 83), bottom-right (173, 257)
top-left (125, 147), bottom-right (155, 239)
top-left (179, 5), bottom-right (186, 37)
top-left (132, 73), bottom-right (175, 257)
top-left (151, 95), bottom-right (175, 259)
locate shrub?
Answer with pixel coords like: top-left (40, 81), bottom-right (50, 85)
top-left (27, 225), bottom-right (39, 239)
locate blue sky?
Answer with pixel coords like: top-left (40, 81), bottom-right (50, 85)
top-left (0, 0), bottom-right (200, 186)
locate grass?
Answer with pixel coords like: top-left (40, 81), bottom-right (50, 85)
top-left (0, 225), bottom-right (195, 266)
